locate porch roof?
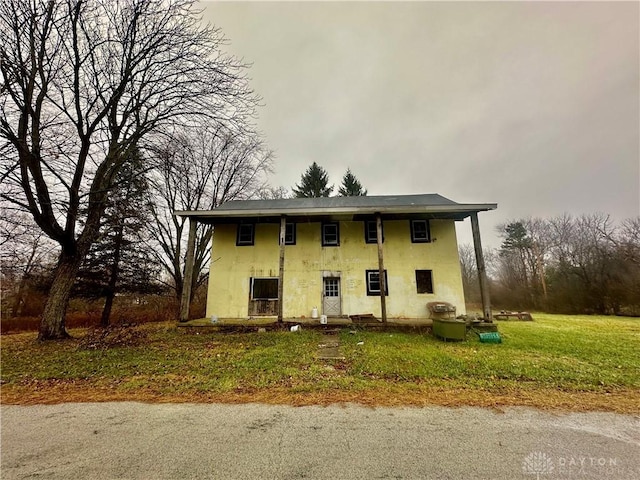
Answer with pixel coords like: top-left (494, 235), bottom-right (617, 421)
top-left (174, 194), bottom-right (496, 224)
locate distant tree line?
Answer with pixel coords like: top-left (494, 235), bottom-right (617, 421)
top-left (460, 214), bottom-right (640, 316)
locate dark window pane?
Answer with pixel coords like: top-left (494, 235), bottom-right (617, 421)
top-left (411, 220), bottom-right (430, 243)
top-left (237, 224), bottom-right (254, 245)
top-left (284, 223), bottom-right (296, 245)
top-left (322, 223), bottom-right (340, 246)
top-left (252, 278), bottom-right (279, 299)
top-left (366, 270), bottom-right (388, 296)
top-left (365, 220), bottom-right (381, 243)
top-left (416, 270), bottom-right (434, 294)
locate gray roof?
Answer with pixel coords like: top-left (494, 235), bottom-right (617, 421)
top-left (175, 194), bottom-right (497, 223)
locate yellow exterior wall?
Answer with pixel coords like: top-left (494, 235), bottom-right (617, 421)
top-left (206, 219), bottom-right (466, 320)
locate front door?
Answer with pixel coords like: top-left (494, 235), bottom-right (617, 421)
top-left (323, 277), bottom-right (341, 316)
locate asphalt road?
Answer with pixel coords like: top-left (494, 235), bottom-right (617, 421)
top-left (1, 402), bottom-right (639, 480)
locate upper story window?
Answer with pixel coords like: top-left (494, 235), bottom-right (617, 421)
top-left (284, 222), bottom-right (296, 245)
top-left (364, 220), bottom-right (383, 244)
top-left (236, 224), bottom-right (255, 246)
top-left (322, 222), bottom-right (340, 246)
top-left (410, 220), bottom-right (431, 243)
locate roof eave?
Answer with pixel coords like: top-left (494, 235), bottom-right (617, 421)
top-left (174, 203), bottom-right (497, 220)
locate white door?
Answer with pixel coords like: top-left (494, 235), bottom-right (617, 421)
top-left (323, 278), bottom-right (341, 316)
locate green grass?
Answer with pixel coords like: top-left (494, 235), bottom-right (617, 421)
top-left (1, 314), bottom-right (638, 408)
top-left (341, 314), bottom-right (639, 391)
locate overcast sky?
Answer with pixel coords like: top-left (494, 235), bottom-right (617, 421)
top-left (202, 1), bottom-right (639, 248)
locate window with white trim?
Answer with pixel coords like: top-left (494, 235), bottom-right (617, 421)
top-left (322, 222), bottom-right (340, 246)
top-left (365, 220), bottom-right (383, 244)
top-left (366, 270), bottom-right (388, 296)
top-left (281, 222), bottom-right (296, 245)
top-left (236, 224), bottom-right (255, 246)
top-left (410, 220), bottom-right (431, 243)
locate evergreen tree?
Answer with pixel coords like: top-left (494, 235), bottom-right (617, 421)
top-left (338, 168), bottom-right (367, 196)
top-left (292, 162), bottom-right (334, 198)
top-left (76, 150), bottom-right (161, 326)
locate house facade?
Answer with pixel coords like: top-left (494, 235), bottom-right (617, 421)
top-left (176, 194), bottom-right (496, 323)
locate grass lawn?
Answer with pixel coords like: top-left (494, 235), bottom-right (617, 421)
top-left (1, 313), bottom-right (638, 412)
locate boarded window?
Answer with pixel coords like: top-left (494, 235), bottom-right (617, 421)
top-left (251, 278), bottom-right (279, 300)
top-left (415, 270), bottom-right (434, 294)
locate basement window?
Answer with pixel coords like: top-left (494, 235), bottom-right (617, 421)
top-left (364, 220), bottom-right (383, 244)
top-left (415, 270), bottom-right (434, 294)
top-left (366, 270), bottom-right (388, 296)
top-left (251, 278), bottom-right (279, 300)
top-left (236, 224), bottom-right (255, 246)
top-left (322, 222), bottom-right (340, 246)
top-left (410, 220), bottom-right (431, 243)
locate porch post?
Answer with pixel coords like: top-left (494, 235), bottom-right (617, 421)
top-left (376, 213), bottom-right (387, 324)
top-left (277, 215), bottom-right (286, 323)
top-left (470, 212), bottom-right (492, 322)
top-left (180, 217), bottom-right (197, 322)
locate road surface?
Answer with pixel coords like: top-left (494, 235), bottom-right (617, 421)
top-left (2, 402), bottom-right (639, 479)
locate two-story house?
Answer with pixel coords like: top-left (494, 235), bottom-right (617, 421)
top-left (176, 194), bottom-right (496, 324)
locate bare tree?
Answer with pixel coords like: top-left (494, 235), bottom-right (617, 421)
top-left (614, 217), bottom-right (640, 313)
top-left (0, 209), bottom-right (58, 317)
top-left (458, 244), bottom-right (479, 303)
top-left (0, 0), bottom-right (259, 339)
top-left (495, 218), bottom-right (551, 309)
top-left (544, 213), bottom-right (630, 314)
top-left (522, 217), bottom-right (551, 304)
top-left (147, 125), bottom-right (272, 303)
top-left (256, 185), bottom-right (290, 200)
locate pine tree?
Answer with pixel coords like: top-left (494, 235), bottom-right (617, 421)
top-left (76, 149), bottom-right (161, 326)
top-left (338, 168), bottom-right (367, 196)
top-left (292, 162), bottom-right (334, 198)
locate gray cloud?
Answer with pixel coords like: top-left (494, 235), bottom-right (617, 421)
top-left (202, 1), bottom-right (639, 247)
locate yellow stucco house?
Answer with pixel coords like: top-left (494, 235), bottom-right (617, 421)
top-left (176, 194), bottom-right (496, 324)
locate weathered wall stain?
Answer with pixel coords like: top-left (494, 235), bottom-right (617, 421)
top-left (207, 220), bottom-right (465, 319)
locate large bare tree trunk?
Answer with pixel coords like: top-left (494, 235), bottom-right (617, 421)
top-left (38, 252), bottom-right (82, 340)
